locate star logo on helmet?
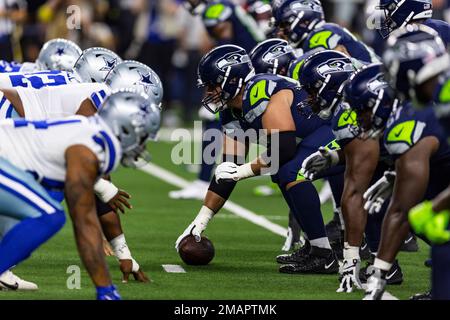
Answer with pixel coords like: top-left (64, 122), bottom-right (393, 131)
top-left (56, 48), bottom-right (65, 56)
top-left (139, 102), bottom-right (151, 113)
top-left (137, 71), bottom-right (154, 93)
top-left (100, 57), bottom-right (118, 72)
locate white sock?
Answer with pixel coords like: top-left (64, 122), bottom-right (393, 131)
top-left (310, 237), bottom-right (331, 249)
top-left (373, 258), bottom-right (392, 272)
top-left (343, 245), bottom-right (360, 260)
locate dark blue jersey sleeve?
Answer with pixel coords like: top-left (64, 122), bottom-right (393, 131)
top-left (383, 103), bottom-right (450, 164)
top-left (302, 23), bottom-right (379, 63)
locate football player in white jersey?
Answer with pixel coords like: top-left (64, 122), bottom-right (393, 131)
top-left (0, 89), bottom-right (161, 299)
top-left (0, 59), bottom-right (164, 286)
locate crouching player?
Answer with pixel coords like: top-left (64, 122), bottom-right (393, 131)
top-left (363, 25), bottom-right (450, 299)
top-left (176, 45), bottom-right (345, 273)
top-left (0, 89), bottom-right (161, 299)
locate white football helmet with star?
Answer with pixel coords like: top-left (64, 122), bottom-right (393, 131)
top-left (105, 60), bottom-right (164, 107)
top-left (73, 47), bottom-right (122, 83)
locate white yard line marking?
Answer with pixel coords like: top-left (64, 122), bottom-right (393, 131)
top-left (381, 291), bottom-right (399, 300)
top-left (162, 264), bottom-right (186, 273)
top-left (139, 163), bottom-right (288, 237)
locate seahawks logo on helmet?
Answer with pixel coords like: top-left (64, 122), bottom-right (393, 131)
top-left (216, 53), bottom-right (250, 71)
top-left (290, 0), bottom-right (323, 13)
top-left (367, 73), bottom-right (387, 95)
top-left (262, 44), bottom-right (294, 64)
top-left (317, 59), bottom-right (354, 77)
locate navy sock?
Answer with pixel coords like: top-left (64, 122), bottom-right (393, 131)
top-left (286, 182), bottom-right (326, 240)
top-left (327, 174), bottom-right (344, 208)
top-left (431, 241), bottom-right (450, 300)
top-left (365, 199), bottom-right (389, 252)
top-left (280, 187), bottom-right (305, 231)
top-left (0, 211), bottom-right (65, 274)
top-left (199, 120), bottom-right (221, 182)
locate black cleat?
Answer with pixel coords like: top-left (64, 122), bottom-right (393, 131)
top-left (410, 291), bottom-right (432, 300)
top-left (279, 246), bottom-right (339, 274)
top-left (325, 211), bottom-right (342, 243)
top-left (276, 241), bottom-right (310, 264)
top-left (400, 233), bottom-right (419, 252)
top-left (360, 256), bottom-right (403, 285)
top-left (424, 259), bottom-right (432, 268)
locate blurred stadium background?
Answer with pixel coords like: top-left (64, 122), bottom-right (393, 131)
top-left (3, 0), bottom-right (448, 128)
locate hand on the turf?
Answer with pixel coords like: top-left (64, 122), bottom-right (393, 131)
top-left (120, 259), bottom-right (151, 283)
top-left (300, 147), bottom-right (338, 180)
top-left (103, 238), bottom-right (115, 256)
top-left (108, 190), bottom-right (132, 214)
top-left (215, 162), bottom-right (240, 183)
top-left (337, 258), bottom-right (362, 293)
top-left (363, 170), bottom-right (396, 215)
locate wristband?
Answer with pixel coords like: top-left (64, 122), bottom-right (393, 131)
top-left (236, 163), bottom-right (255, 180)
top-left (94, 178), bottom-right (118, 203)
top-left (194, 206), bottom-right (214, 226)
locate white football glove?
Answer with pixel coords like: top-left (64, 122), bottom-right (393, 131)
top-left (175, 206), bottom-right (214, 252)
top-left (215, 162), bottom-right (254, 183)
top-left (363, 171), bottom-right (396, 215)
top-left (300, 147), bottom-right (340, 180)
top-left (337, 258), bottom-right (363, 293)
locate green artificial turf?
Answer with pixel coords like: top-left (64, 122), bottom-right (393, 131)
top-left (0, 142), bottom-right (431, 300)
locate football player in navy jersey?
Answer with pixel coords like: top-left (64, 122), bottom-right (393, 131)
top-left (175, 44), bottom-right (347, 274)
top-left (362, 25), bottom-right (450, 300)
top-left (377, 0), bottom-right (450, 46)
top-left (291, 50), bottom-right (407, 292)
top-left (171, 0), bottom-right (267, 201)
top-left (272, 0), bottom-right (379, 63)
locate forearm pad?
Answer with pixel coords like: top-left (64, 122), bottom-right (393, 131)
top-left (207, 153), bottom-right (243, 200)
top-left (208, 176), bottom-right (237, 200)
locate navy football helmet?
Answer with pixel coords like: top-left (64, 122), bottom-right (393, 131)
top-left (272, 0), bottom-right (324, 46)
top-left (198, 45), bottom-right (255, 113)
top-left (377, 0), bottom-right (433, 38)
top-left (383, 24), bottom-right (450, 103)
top-left (298, 50), bottom-right (355, 119)
top-left (249, 39), bottom-right (297, 75)
top-left (344, 63), bottom-right (397, 139)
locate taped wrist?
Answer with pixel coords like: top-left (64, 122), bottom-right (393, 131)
top-left (209, 175), bottom-right (237, 200)
top-left (94, 178), bottom-right (118, 203)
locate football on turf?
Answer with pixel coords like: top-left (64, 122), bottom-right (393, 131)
top-left (178, 235), bottom-right (215, 265)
